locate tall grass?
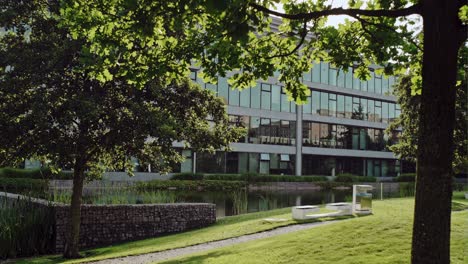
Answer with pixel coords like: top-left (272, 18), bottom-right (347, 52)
top-left (0, 195), bottom-right (54, 259)
top-left (50, 189), bottom-right (177, 205)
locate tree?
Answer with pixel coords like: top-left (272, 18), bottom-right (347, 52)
top-left (54, 0), bottom-right (466, 262)
top-left (388, 48), bottom-right (467, 174)
top-left (0, 0), bottom-right (243, 257)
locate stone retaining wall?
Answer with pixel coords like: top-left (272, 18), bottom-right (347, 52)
top-left (1, 192), bottom-right (216, 252)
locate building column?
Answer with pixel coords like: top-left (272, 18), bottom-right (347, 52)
top-left (192, 151), bottom-right (197, 174)
top-left (295, 104), bottom-right (303, 176)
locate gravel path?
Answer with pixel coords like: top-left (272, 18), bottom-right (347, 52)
top-left (88, 220), bottom-right (343, 264)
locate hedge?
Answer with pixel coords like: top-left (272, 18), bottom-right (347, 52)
top-left (170, 172), bottom-right (204, 181)
top-left (134, 180), bottom-right (247, 191)
top-left (334, 173), bottom-right (377, 183)
top-left (171, 173), bottom-right (329, 183)
top-left (0, 178), bottom-right (49, 194)
top-left (0, 167), bottom-right (74, 180)
top-left (395, 173), bottom-right (416, 182)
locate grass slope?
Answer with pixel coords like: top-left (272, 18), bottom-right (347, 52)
top-left (19, 207), bottom-right (343, 264)
top-left (160, 198), bottom-right (468, 264)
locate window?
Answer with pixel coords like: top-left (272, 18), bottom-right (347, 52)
top-left (228, 86), bottom-right (240, 106)
top-left (190, 70), bottom-right (197, 81)
top-left (281, 87), bottom-right (290, 112)
top-left (375, 74), bottom-right (382, 94)
top-left (360, 98), bottom-right (368, 121)
top-left (382, 77), bottom-right (389, 95)
top-left (337, 69), bottom-right (345, 88)
top-left (240, 88), bottom-right (250, 108)
top-left (271, 85), bottom-right (281, 111)
top-left (218, 77), bottom-right (229, 102)
top-left (337, 95), bottom-right (345, 118)
top-left (368, 100), bottom-right (375, 122)
top-left (345, 96), bottom-right (353, 118)
top-left (321, 62), bottom-right (329, 84)
top-left (368, 71), bottom-right (375, 93)
top-left (303, 95), bottom-right (312, 114)
top-left (251, 83), bottom-right (261, 109)
top-left (320, 91), bottom-right (329, 116)
top-left (375, 101), bottom-right (382, 122)
top-left (261, 83), bottom-right (271, 110)
top-left (312, 90), bottom-right (320, 114)
top-left (312, 63), bottom-right (321, 82)
top-left (280, 154), bottom-right (290, 162)
top-left (329, 67), bottom-right (337, 86)
top-left (345, 67), bottom-right (353, 89)
top-left (329, 93), bottom-right (337, 117)
top-left (303, 69), bottom-right (311, 82)
top-left (260, 153), bottom-right (270, 161)
top-left (382, 102), bottom-right (389, 123)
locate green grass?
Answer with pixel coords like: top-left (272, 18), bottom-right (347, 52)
top-left (18, 207), bottom-right (345, 264)
top-left (159, 198), bottom-right (468, 264)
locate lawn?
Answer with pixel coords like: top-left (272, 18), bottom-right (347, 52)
top-left (18, 206), bottom-right (344, 264)
top-left (160, 198), bottom-right (468, 264)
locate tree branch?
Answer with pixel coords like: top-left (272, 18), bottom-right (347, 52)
top-left (266, 20), bottom-right (308, 59)
top-left (249, 3), bottom-right (421, 20)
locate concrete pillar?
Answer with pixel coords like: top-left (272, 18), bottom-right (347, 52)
top-left (295, 104), bottom-right (303, 176)
top-left (192, 151), bottom-right (197, 173)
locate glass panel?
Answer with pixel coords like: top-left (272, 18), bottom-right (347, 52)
top-left (312, 90), bottom-right (320, 114)
top-left (238, 153), bottom-right (249, 174)
top-left (271, 85), bottom-right (281, 111)
top-left (389, 76), bottom-right (395, 93)
top-left (303, 69), bottom-right (311, 82)
top-left (367, 100), bottom-right (375, 122)
top-left (329, 67), bottom-right (337, 86)
top-left (359, 128), bottom-right (367, 150)
top-left (281, 87), bottom-right (290, 112)
top-left (360, 98), bottom-right (367, 121)
top-left (321, 62), bottom-right (329, 84)
top-left (382, 77), bottom-right (389, 95)
top-left (368, 71), bottom-right (375, 93)
top-left (240, 88), bottom-right (250, 108)
top-left (352, 128), bottom-right (359, 149)
top-left (375, 74), bottom-right (382, 94)
top-left (260, 153), bottom-right (270, 160)
top-left (345, 67), bottom-right (353, 89)
top-left (329, 94), bottom-right (336, 117)
top-left (320, 92), bottom-right (329, 116)
top-left (337, 69), bottom-right (345, 88)
top-left (382, 160), bottom-right (389, 177)
top-left (367, 160), bottom-right (374, 176)
top-left (261, 83), bottom-right (271, 110)
top-left (337, 95), bottom-right (345, 118)
top-left (389, 103), bottom-right (396, 122)
top-left (259, 161), bottom-right (269, 174)
top-left (353, 69), bottom-right (360, 90)
top-left (312, 62), bottom-right (321, 82)
top-left (249, 117), bottom-right (260, 144)
top-left (270, 119), bottom-right (281, 144)
top-left (180, 150), bottom-right (192, 173)
top-left (248, 153), bottom-right (259, 173)
top-left (260, 118), bottom-right (271, 144)
top-left (251, 83), bottom-right (261, 109)
top-left (375, 101), bottom-right (382, 122)
top-left (345, 96), bottom-right (353, 118)
top-left (229, 86), bottom-right (240, 106)
top-left (291, 101), bottom-right (296, 113)
top-left (382, 102), bottom-right (389, 123)
top-left (360, 77), bottom-right (368, 92)
top-left (218, 77), bottom-right (229, 102)
top-left (304, 95), bottom-right (312, 114)
top-left (205, 82), bottom-right (217, 93)
top-left (226, 152), bottom-right (239, 174)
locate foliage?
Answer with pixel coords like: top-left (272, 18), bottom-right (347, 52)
top-left (50, 189), bottom-right (177, 205)
top-left (0, 0), bottom-right (244, 178)
top-left (134, 180), bottom-right (247, 191)
top-left (335, 173), bottom-right (377, 183)
top-left (204, 174), bottom-right (329, 183)
top-left (171, 173), bottom-right (204, 181)
top-left (387, 49), bottom-right (468, 173)
top-left (0, 167), bottom-right (74, 180)
top-left (0, 178), bottom-right (49, 194)
top-left (0, 196), bottom-right (55, 259)
top-left (395, 173), bottom-right (416, 182)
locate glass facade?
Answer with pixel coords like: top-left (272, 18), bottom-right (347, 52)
top-left (181, 68), bottom-right (404, 177)
top-left (302, 155), bottom-right (400, 177)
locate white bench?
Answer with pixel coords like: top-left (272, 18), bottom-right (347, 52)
top-left (292, 205), bottom-right (320, 220)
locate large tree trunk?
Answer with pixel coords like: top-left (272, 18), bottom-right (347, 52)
top-left (63, 162), bottom-right (86, 258)
top-left (411, 1), bottom-right (463, 263)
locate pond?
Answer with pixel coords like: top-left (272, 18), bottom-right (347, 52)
top-left (50, 183), bottom-right (415, 218)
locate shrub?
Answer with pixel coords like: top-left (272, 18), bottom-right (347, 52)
top-left (334, 174), bottom-right (377, 183)
top-left (170, 172), bottom-right (204, 181)
top-left (395, 173), bottom-right (416, 182)
top-left (0, 178), bottom-right (49, 194)
top-left (205, 174), bottom-right (328, 183)
top-left (134, 180), bottom-right (246, 191)
top-left (0, 167), bottom-right (74, 180)
top-left (0, 196), bottom-right (55, 259)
